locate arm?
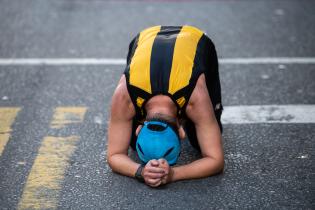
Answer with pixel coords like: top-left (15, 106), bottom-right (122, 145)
top-left (107, 76), bottom-right (140, 177)
top-left (171, 74), bottom-right (224, 182)
top-left (107, 76), bottom-right (165, 185)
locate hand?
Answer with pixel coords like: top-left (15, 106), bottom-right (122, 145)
top-left (158, 158), bottom-right (173, 185)
top-left (142, 159), bottom-right (165, 187)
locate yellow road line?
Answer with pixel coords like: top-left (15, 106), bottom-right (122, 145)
top-left (18, 136), bottom-right (79, 210)
top-left (50, 107), bottom-right (87, 129)
top-left (0, 107), bottom-right (21, 156)
top-left (18, 106), bottom-right (87, 209)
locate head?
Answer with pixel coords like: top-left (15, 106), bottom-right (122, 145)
top-left (135, 113), bottom-right (186, 166)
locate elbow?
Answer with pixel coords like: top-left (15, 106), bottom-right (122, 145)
top-left (214, 153), bottom-right (225, 174)
top-left (206, 155), bottom-right (225, 175)
top-left (107, 153), bottom-right (125, 174)
top-left (107, 153), bottom-right (116, 171)
top-left (216, 158), bottom-right (225, 174)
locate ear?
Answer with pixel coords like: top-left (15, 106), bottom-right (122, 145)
top-left (135, 124), bottom-right (143, 136)
top-left (178, 125), bottom-right (186, 140)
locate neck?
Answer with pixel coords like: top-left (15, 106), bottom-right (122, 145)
top-left (145, 95), bottom-right (177, 119)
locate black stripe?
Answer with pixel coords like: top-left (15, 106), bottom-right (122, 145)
top-left (184, 34), bottom-right (207, 106)
top-left (163, 147), bottom-right (174, 158)
top-left (127, 34), bottom-right (140, 65)
top-left (174, 34), bottom-right (208, 117)
top-left (150, 26), bottom-right (182, 94)
top-left (124, 34), bottom-right (144, 119)
top-left (124, 33), bottom-right (140, 75)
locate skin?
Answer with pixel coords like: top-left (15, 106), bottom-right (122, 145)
top-left (107, 73), bottom-right (224, 187)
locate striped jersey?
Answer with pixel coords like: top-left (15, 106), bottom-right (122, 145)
top-left (124, 25), bottom-right (212, 120)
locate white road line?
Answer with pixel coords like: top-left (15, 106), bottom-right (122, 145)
top-left (222, 105), bottom-right (315, 124)
top-left (0, 58), bottom-right (126, 65)
top-left (220, 57), bottom-right (315, 64)
top-left (0, 57), bottom-right (315, 66)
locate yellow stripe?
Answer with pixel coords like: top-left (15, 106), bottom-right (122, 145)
top-left (176, 96), bottom-right (186, 108)
top-left (168, 25), bottom-right (204, 94)
top-left (0, 107), bottom-right (21, 156)
top-left (18, 136), bottom-right (79, 210)
top-left (136, 97), bottom-right (145, 108)
top-left (129, 25), bottom-right (161, 93)
top-left (50, 107), bottom-right (87, 129)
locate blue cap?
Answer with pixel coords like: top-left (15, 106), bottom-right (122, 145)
top-left (136, 120), bottom-right (181, 166)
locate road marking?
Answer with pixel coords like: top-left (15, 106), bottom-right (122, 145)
top-left (219, 57), bottom-right (315, 64)
top-left (18, 136), bottom-right (79, 210)
top-left (50, 107), bottom-right (87, 129)
top-left (0, 57), bottom-right (315, 66)
top-left (0, 107), bottom-right (21, 156)
top-left (18, 107), bottom-right (87, 210)
top-left (0, 58), bottom-right (126, 65)
top-left (222, 105), bottom-right (315, 124)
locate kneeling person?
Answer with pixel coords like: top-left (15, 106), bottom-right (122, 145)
top-left (107, 25), bottom-right (224, 187)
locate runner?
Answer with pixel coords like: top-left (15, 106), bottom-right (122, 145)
top-left (107, 25), bottom-right (224, 187)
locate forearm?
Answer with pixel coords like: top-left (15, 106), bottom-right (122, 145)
top-left (108, 154), bottom-right (140, 178)
top-left (171, 157), bottom-right (224, 182)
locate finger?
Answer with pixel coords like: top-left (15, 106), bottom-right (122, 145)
top-left (147, 166), bottom-right (165, 174)
top-left (147, 179), bottom-right (162, 187)
top-left (158, 158), bottom-right (166, 165)
top-left (146, 178), bottom-right (161, 185)
top-left (149, 181), bottom-right (162, 188)
top-left (157, 159), bottom-right (170, 173)
top-left (149, 159), bottom-right (159, 167)
top-left (144, 172), bottom-right (165, 179)
top-left (161, 176), bottom-right (168, 185)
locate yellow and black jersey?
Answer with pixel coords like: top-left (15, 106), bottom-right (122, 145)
top-left (124, 25), bottom-right (214, 120)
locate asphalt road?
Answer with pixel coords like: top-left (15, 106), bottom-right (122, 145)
top-left (0, 0), bottom-right (315, 209)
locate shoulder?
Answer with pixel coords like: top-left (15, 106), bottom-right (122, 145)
top-left (187, 74), bottom-right (211, 108)
top-left (185, 74), bottom-right (215, 124)
top-left (110, 75), bottom-right (135, 120)
top-left (112, 75), bottom-right (129, 102)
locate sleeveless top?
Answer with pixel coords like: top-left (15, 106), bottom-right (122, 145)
top-left (124, 25), bottom-right (211, 121)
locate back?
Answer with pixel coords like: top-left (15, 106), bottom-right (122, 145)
top-left (124, 25), bottom-right (210, 120)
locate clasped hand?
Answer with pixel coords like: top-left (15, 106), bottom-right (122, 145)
top-left (142, 158), bottom-right (173, 187)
